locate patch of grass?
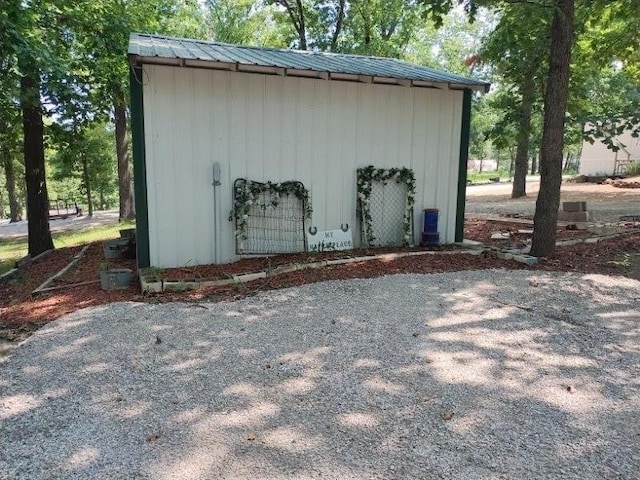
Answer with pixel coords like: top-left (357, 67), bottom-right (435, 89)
top-left (627, 161), bottom-right (640, 177)
top-left (0, 221), bottom-right (134, 275)
top-left (467, 170), bottom-right (510, 184)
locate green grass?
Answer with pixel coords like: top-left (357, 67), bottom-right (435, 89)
top-left (467, 171), bottom-right (509, 184)
top-left (0, 221), bottom-right (135, 275)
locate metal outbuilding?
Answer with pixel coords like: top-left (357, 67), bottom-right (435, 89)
top-left (128, 33), bottom-right (490, 268)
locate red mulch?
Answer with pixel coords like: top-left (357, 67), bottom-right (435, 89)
top-left (465, 218), bottom-right (592, 247)
top-left (1, 225), bottom-right (638, 336)
top-left (160, 244), bottom-right (459, 281)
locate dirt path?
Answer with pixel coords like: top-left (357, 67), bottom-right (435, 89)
top-left (466, 178), bottom-right (640, 223)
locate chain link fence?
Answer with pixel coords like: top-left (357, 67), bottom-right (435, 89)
top-left (364, 180), bottom-right (410, 246)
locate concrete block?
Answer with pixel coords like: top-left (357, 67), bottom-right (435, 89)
top-left (558, 210), bottom-right (589, 222)
top-left (139, 271), bottom-right (163, 294)
top-left (233, 272), bottom-right (267, 283)
top-left (513, 255), bottom-right (539, 265)
top-left (563, 201), bottom-right (587, 212)
top-left (497, 251), bottom-right (514, 260)
top-left (163, 281), bottom-right (200, 292)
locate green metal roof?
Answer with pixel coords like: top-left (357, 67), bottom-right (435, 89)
top-left (129, 33), bottom-right (490, 93)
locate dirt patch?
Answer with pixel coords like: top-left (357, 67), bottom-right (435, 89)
top-left (466, 180), bottom-right (640, 224)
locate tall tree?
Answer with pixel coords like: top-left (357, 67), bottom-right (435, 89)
top-left (0, 71), bottom-right (23, 223)
top-left (478, 2), bottom-right (549, 198)
top-left (530, 0), bottom-right (574, 257)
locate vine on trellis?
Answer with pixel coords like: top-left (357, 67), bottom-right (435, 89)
top-left (231, 179), bottom-right (312, 241)
top-left (356, 166), bottom-right (415, 245)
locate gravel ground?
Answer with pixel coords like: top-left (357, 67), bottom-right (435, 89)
top-left (1, 270), bottom-right (639, 479)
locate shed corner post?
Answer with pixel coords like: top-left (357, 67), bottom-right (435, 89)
top-left (130, 63), bottom-right (151, 268)
top-left (455, 88), bottom-right (472, 243)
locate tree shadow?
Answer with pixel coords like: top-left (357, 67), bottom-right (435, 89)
top-left (1, 270), bottom-right (638, 479)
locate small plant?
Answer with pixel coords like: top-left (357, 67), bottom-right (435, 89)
top-left (144, 266), bottom-right (164, 281)
top-left (627, 161), bottom-right (640, 177)
top-left (99, 261), bottom-right (109, 272)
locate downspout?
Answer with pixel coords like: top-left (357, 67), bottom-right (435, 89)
top-left (455, 88), bottom-right (472, 242)
top-left (212, 162), bottom-right (221, 263)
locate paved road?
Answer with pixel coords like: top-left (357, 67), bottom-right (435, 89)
top-left (0, 210), bottom-right (120, 240)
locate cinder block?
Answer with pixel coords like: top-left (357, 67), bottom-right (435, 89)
top-left (558, 210), bottom-right (589, 222)
top-left (497, 251), bottom-right (514, 260)
top-left (563, 201), bottom-right (587, 212)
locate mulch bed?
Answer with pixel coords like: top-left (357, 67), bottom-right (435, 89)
top-left (465, 218), bottom-right (592, 247)
top-left (1, 223), bottom-right (639, 340)
top-left (159, 244), bottom-right (460, 281)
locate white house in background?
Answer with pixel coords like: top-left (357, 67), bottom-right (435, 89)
top-left (128, 33), bottom-right (489, 269)
top-left (580, 128), bottom-right (640, 176)
top-left (467, 159), bottom-right (498, 172)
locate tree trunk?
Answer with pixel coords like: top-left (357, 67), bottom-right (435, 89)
top-left (531, 0), bottom-right (574, 258)
top-left (114, 88), bottom-right (135, 221)
top-left (20, 61), bottom-right (54, 256)
top-left (512, 74), bottom-right (536, 199)
top-left (99, 189), bottom-right (105, 210)
top-left (509, 148), bottom-right (515, 175)
top-left (81, 152), bottom-right (93, 217)
top-left (530, 150), bottom-right (538, 175)
top-left (330, 0), bottom-right (345, 52)
top-left (2, 148), bottom-right (21, 222)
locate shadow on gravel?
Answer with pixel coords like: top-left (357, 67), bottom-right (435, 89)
top-left (0, 271), bottom-right (638, 479)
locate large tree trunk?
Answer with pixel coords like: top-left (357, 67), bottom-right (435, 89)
top-left (114, 88), bottom-right (135, 221)
top-left (20, 62), bottom-right (54, 256)
top-left (530, 0), bottom-right (574, 257)
top-left (512, 74), bottom-right (536, 198)
top-left (81, 152), bottom-right (93, 217)
top-left (2, 147), bottom-right (21, 222)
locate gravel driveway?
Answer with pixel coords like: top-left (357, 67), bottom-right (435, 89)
top-left (1, 270), bottom-right (639, 479)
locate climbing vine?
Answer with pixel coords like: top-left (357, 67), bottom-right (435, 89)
top-left (356, 166), bottom-right (415, 245)
top-left (231, 179), bottom-right (312, 240)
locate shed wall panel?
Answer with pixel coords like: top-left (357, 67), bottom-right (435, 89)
top-left (143, 65), bottom-right (463, 267)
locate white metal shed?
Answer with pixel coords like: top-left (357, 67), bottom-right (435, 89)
top-left (128, 33), bottom-right (489, 268)
top-left (580, 128), bottom-right (640, 176)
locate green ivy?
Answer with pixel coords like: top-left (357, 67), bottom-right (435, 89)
top-left (231, 179), bottom-right (312, 241)
top-left (356, 166), bottom-right (415, 246)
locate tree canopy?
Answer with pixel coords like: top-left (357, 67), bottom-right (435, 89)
top-left (1, 0), bottom-right (638, 256)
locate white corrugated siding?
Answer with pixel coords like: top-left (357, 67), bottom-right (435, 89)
top-left (580, 131), bottom-right (640, 176)
top-left (143, 65), bottom-right (463, 267)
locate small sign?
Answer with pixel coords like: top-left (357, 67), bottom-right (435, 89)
top-left (307, 227), bottom-right (353, 252)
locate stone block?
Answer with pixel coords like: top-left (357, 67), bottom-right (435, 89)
top-left (558, 210), bottom-right (589, 222)
top-left (513, 255), bottom-right (539, 265)
top-left (563, 201), bottom-right (587, 212)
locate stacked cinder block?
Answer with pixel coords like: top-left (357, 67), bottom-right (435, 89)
top-left (558, 201), bottom-right (588, 229)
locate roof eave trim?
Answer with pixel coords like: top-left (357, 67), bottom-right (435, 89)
top-left (129, 54), bottom-right (490, 93)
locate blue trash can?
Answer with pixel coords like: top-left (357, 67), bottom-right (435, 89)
top-left (421, 208), bottom-right (439, 245)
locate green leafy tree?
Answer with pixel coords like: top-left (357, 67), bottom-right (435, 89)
top-left (477, 2), bottom-right (550, 198)
top-left (49, 122), bottom-right (118, 217)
